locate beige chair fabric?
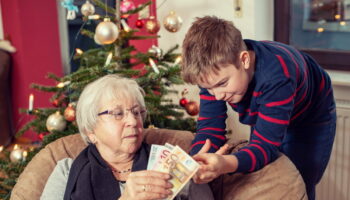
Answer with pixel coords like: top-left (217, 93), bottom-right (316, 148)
top-left (11, 128), bottom-right (307, 200)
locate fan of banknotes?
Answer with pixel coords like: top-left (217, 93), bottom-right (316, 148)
top-left (147, 143), bottom-right (200, 200)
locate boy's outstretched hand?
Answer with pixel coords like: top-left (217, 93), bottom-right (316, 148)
top-left (192, 139), bottom-right (238, 184)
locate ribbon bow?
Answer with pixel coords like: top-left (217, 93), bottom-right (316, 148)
top-left (61, 0), bottom-right (78, 12)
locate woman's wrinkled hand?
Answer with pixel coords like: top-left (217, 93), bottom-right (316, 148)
top-left (119, 170), bottom-right (173, 200)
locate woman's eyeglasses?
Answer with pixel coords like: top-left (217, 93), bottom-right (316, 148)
top-left (97, 106), bottom-right (146, 121)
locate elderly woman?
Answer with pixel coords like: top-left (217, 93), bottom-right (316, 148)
top-left (41, 75), bottom-right (214, 200)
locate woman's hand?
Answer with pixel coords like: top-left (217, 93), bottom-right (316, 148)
top-left (192, 139), bottom-right (238, 184)
top-left (119, 170), bottom-right (173, 200)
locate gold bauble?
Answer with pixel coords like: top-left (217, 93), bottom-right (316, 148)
top-left (94, 34), bottom-right (102, 45)
top-left (163, 11), bottom-right (183, 33)
top-left (95, 18), bottom-right (119, 45)
top-left (10, 148), bottom-right (24, 162)
top-left (145, 16), bottom-right (160, 34)
top-left (46, 111), bottom-right (67, 133)
top-left (81, 0), bottom-right (95, 17)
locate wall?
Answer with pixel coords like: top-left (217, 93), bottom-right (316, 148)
top-left (1, 0), bottom-right (63, 140)
top-left (156, 0), bottom-right (274, 141)
top-left (0, 2), bottom-right (3, 39)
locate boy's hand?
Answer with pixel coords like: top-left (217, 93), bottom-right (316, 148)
top-left (192, 139), bottom-right (237, 184)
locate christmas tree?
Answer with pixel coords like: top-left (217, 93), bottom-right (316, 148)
top-left (0, 0), bottom-right (197, 198)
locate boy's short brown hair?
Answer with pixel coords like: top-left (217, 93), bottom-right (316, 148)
top-left (181, 16), bottom-right (245, 84)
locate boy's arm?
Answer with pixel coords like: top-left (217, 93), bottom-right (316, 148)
top-left (233, 78), bottom-right (295, 173)
top-left (190, 87), bottom-right (228, 155)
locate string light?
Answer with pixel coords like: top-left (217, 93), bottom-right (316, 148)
top-left (121, 19), bottom-right (131, 32)
top-left (57, 81), bottom-right (71, 88)
top-left (148, 58), bottom-right (160, 74)
top-left (22, 151), bottom-right (28, 161)
top-left (174, 56), bottom-right (182, 65)
top-left (334, 14), bottom-right (341, 20)
top-left (75, 48), bottom-right (83, 56)
top-left (104, 52), bottom-right (113, 67)
top-left (317, 27), bottom-right (324, 33)
top-left (28, 94), bottom-right (34, 112)
top-left (88, 14), bottom-right (100, 20)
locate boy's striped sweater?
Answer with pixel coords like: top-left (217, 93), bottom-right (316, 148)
top-left (191, 40), bottom-right (336, 173)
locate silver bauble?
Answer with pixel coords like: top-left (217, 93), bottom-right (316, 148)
top-left (46, 111), bottom-right (67, 133)
top-left (95, 18), bottom-right (119, 45)
top-left (148, 45), bottom-right (163, 58)
top-left (163, 11), bottom-right (183, 33)
top-left (81, 0), bottom-right (95, 17)
top-left (10, 148), bottom-right (24, 162)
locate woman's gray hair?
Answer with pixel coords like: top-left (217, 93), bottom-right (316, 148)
top-left (76, 74), bottom-right (146, 144)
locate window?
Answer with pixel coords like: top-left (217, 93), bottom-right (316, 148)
top-left (274, 0), bottom-right (350, 71)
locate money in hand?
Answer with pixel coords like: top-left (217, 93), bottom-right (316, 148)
top-left (147, 144), bottom-right (199, 200)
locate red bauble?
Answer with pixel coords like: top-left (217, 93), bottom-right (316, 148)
top-left (185, 101), bottom-right (199, 116)
top-left (179, 98), bottom-right (188, 107)
top-left (38, 133), bottom-right (45, 140)
top-left (135, 19), bottom-right (144, 28)
top-left (64, 104), bottom-right (76, 122)
top-left (52, 99), bottom-right (60, 107)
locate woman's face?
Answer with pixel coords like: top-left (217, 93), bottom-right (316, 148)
top-left (90, 97), bottom-right (145, 155)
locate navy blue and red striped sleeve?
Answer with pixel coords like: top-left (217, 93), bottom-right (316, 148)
top-left (189, 88), bottom-right (228, 155)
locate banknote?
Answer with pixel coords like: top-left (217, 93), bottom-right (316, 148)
top-left (156, 146), bottom-right (199, 200)
top-left (147, 144), bottom-right (172, 170)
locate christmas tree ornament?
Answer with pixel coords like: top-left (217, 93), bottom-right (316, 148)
top-left (120, 0), bottom-right (136, 18)
top-left (145, 16), bottom-right (160, 34)
top-left (64, 103), bottom-right (76, 122)
top-left (38, 133), bottom-right (45, 141)
top-left (185, 101), bottom-right (199, 116)
top-left (10, 145), bottom-right (24, 163)
top-left (61, 0), bottom-right (78, 20)
top-left (148, 45), bottom-right (163, 58)
top-left (51, 99), bottom-right (60, 107)
top-left (81, 0), bottom-right (95, 17)
top-left (163, 11), bottom-right (183, 33)
top-left (135, 18), bottom-right (144, 28)
top-left (95, 18), bottom-right (119, 45)
top-left (179, 98), bottom-right (188, 107)
top-left (179, 88), bottom-right (189, 107)
top-left (94, 34), bottom-right (102, 45)
top-left (46, 111), bottom-right (67, 133)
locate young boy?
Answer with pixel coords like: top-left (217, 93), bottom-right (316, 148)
top-left (181, 16), bottom-right (336, 200)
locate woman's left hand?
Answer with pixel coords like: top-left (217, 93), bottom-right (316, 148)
top-left (120, 170), bottom-right (173, 200)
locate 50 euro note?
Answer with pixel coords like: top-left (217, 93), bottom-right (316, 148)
top-left (147, 144), bottom-right (172, 170)
top-left (156, 146), bottom-right (199, 200)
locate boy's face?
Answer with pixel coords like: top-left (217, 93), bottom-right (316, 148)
top-left (198, 64), bottom-right (251, 104)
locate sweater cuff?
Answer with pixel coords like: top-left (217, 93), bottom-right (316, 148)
top-left (233, 150), bottom-right (252, 173)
